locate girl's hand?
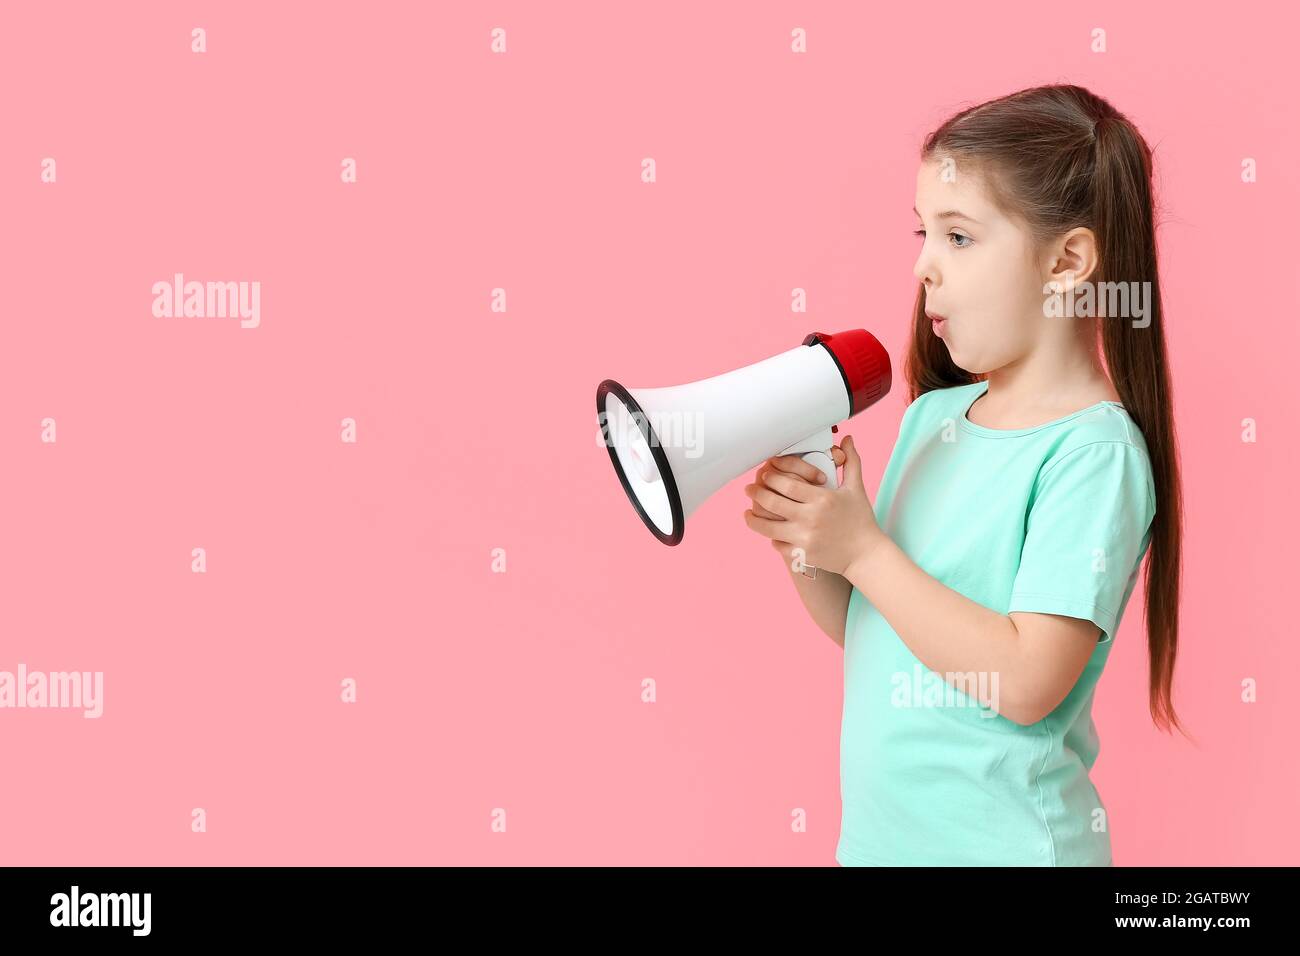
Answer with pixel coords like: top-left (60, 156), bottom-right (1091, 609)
top-left (748, 445), bottom-right (847, 520)
top-left (742, 435), bottom-right (884, 576)
top-left (745, 448), bottom-right (848, 571)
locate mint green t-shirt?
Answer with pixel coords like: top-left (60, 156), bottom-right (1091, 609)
top-left (836, 379), bottom-right (1157, 867)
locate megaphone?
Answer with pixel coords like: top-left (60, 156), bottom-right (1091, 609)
top-left (596, 330), bottom-right (891, 546)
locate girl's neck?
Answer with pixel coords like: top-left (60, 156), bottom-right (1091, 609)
top-left (971, 349), bottom-right (1121, 429)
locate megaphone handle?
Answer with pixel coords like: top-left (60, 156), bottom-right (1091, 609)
top-left (777, 425), bottom-right (839, 490)
top-left (800, 450), bottom-right (839, 490)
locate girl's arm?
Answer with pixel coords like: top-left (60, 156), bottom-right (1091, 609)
top-left (747, 437), bottom-right (1121, 725)
top-left (782, 551), bottom-right (852, 648)
top-left (843, 539), bottom-right (1099, 725)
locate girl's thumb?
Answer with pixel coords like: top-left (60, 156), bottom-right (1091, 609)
top-left (843, 434), bottom-right (862, 482)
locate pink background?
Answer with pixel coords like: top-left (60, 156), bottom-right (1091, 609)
top-left (2, 1), bottom-right (1294, 865)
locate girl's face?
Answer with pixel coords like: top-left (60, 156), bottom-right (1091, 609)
top-left (912, 157), bottom-right (1047, 374)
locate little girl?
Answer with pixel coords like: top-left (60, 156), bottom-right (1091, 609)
top-left (742, 84), bottom-right (1186, 866)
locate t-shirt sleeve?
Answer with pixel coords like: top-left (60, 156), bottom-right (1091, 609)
top-left (1007, 441), bottom-right (1156, 644)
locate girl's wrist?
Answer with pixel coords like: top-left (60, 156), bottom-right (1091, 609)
top-left (845, 530), bottom-right (891, 586)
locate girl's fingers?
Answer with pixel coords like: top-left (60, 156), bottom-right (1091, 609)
top-left (743, 483), bottom-right (791, 520)
top-left (743, 480), bottom-right (792, 522)
top-left (765, 454), bottom-right (827, 485)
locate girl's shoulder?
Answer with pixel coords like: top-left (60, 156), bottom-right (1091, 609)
top-left (1045, 401), bottom-right (1150, 462)
top-left (900, 381), bottom-right (1154, 496)
top-left (1036, 405), bottom-right (1156, 515)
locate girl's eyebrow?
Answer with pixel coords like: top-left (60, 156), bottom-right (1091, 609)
top-left (913, 205), bottom-right (982, 225)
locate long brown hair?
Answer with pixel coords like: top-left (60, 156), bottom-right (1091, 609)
top-left (906, 84), bottom-right (1187, 738)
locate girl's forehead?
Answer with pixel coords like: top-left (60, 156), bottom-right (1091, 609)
top-left (914, 160), bottom-right (999, 222)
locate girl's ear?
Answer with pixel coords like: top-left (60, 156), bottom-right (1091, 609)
top-left (1047, 226), bottom-right (1100, 289)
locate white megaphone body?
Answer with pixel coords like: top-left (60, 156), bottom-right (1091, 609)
top-left (596, 330), bottom-right (892, 546)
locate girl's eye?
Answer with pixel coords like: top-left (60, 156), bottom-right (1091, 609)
top-left (913, 228), bottom-right (972, 248)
